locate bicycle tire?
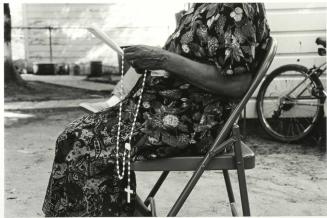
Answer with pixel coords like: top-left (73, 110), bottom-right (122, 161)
top-left (256, 64), bottom-right (325, 142)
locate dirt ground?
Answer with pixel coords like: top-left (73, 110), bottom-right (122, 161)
top-left (4, 110), bottom-right (327, 217)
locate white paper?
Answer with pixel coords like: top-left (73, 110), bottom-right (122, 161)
top-left (87, 25), bottom-right (124, 56)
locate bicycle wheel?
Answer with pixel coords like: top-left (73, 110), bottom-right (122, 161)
top-left (256, 64), bottom-right (325, 142)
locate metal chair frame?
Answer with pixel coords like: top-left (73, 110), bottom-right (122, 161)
top-left (132, 37), bottom-right (278, 216)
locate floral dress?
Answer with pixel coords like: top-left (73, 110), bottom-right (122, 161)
top-left (43, 3), bottom-right (270, 216)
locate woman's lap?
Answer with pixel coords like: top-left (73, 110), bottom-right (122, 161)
top-left (43, 112), bottom-right (137, 217)
top-left (43, 76), bottom-right (229, 216)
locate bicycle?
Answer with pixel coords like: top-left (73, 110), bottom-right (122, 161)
top-left (256, 37), bottom-right (326, 142)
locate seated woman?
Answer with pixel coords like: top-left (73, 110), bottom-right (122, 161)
top-left (43, 3), bottom-right (270, 216)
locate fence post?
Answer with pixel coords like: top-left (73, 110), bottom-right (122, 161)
top-left (48, 26), bottom-right (53, 63)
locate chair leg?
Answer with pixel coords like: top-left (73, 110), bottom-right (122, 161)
top-left (135, 194), bottom-right (152, 216)
top-left (167, 128), bottom-right (238, 216)
top-left (236, 167), bottom-right (250, 216)
top-left (233, 124), bottom-right (251, 216)
top-left (242, 106), bottom-right (247, 139)
top-left (223, 170), bottom-right (238, 216)
top-left (145, 171), bottom-right (169, 206)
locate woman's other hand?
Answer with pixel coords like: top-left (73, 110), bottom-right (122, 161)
top-left (124, 45), bottom-right (169, 71)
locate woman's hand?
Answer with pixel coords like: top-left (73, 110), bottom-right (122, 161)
top-left (124, 45), bottom-right (169, 71)
top-left (124, 45), bottom-right (251, 98)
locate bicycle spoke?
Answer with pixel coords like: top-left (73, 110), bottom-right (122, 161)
top-left (263, 101), bottom-right (280, 116)
top-left (295, 80), bottom-right (315, 98)
top-left (294, 118), bottom-right (307, 133)
top-left (264, 107), bottom-right (278, 117)
top-left (280, 119), bottom-right (284, 134)
top-left (286, 121), bottom-right (292, 136)
top-left (285, 76), bottom-right (309, 97)
top-left (291, 118), bottom-right (300, 136)
top-left (290, 118), bottom-right (296, 136)
top-left (293, 117), bottom-right (304, 136)
top-left (303, 117), bottom-right (313, 126)
top-left (290, 102), bottom-right (322, 107)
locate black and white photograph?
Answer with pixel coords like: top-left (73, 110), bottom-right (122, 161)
top-left (2, 1), bottom-right (327, 217)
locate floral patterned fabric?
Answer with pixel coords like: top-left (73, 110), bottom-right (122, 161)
top-left (134, 2), bottom-right (270, 158)
top-left (43, 3), bottom-right (270, 216)
top-left (164, 3), bottom-right (270, 76)
top-left (42, 112), bottom-right (137, 216)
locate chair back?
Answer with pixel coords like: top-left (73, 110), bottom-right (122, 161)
top-left (210, 37), bottom-right (278, 152)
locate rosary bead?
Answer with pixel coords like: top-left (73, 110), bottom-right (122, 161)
top-left (116, 52), bottom-right (147, 202)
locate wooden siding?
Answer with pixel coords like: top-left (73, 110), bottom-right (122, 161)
top-left (245, 2), bottom-right (327, 118)
top-left (23, 3), bottom-right (184, 65)
top-left (22, 3), bottom-right (327, 118)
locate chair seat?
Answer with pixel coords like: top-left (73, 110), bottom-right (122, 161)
top-left (132, 141), bottom-right (255, 171)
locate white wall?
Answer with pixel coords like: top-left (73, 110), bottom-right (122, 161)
top-left (22, 3), bottom-right (185, 65)
top-left (11, 3), bottom-right (25, 60)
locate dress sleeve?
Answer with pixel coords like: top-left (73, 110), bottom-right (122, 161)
top-left (207, 3), bottom-right (270, 76)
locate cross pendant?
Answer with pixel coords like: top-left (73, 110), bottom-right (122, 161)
top-left (124, 186), bottom-right (133, 203)
top-left (125, 142), bottom-right (131, 151)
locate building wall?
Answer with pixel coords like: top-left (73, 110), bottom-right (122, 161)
top-left (22, 3), bottom-right (185, 65)
top-left (22, 3), bottom-right (327, 117)
top-left (248, 2), bottom-right (327, 118)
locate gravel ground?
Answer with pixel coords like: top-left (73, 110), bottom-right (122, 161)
top-left (4, 110), bottom-right (327, 217)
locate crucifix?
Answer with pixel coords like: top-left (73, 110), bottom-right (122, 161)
top-left (125, 185), bottom-right (134, 203)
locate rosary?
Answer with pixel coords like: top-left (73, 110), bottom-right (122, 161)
top-left (115, 50), bottom-right (147, 203)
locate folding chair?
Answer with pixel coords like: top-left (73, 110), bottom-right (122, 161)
top-left (132, 37), bottom-right (277, 217)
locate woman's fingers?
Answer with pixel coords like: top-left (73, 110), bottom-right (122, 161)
top-left (124, 55), bottom-right (142, 69)
top-left (124, 45), bottom-right (156, 56)
top-left (124, 54), bottom-right (138, 67)
top-left (124, 52), bottom-right (147, 68)
top-left (123, 45), bottom-right (166, 70)
top-left (124, 45), bottom-right (145, 53)
top-left (124, 49), bottom-right (144, 63)
top-left (124, 52), bottom-right (138, 60)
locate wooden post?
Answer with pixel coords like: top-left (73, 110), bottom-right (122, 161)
top-left (48, 26), bottom-right (53, 63)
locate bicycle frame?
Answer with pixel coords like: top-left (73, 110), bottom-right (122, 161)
top-left (315, 62), bottom-right (327, 78)
top-left (283, 62), bottom-right (326, 107)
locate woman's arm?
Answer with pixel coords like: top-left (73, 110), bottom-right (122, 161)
top-left (124, 45), bottom-right (252, 98)
top-left (163, 51), bottom-right (252, 98)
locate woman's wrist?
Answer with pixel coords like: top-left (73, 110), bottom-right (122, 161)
top-left (160, 50), bottom-right (172, 71)
top-left (161, 51), bottom-right (187, 73)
